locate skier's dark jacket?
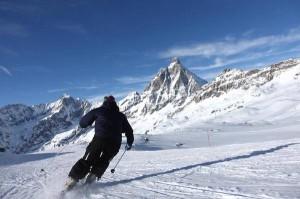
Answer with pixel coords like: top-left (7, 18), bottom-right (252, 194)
top-left (79, 100), bottom-right (134, 146)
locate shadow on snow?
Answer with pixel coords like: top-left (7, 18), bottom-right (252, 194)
top-left (101, 143), bottom-right (298, 187)
top-left (0, 152), bottom-right (72, 166)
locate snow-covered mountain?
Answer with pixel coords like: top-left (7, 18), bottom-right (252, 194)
top-left (172, 59), bottom-right (300, 127)
top-left (1, 58), bottom-right (300, 153)
top-left (194, 59), bottom-right (299, 102)
top-left (0, 95), bottom-right (91, 153)
top-left (120, 58), bottom-right (300, 135)
top-left (120, 57), bottom-right (207, 117)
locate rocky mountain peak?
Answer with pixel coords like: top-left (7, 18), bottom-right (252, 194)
top-left (144, 58), bottom-right (206, 94)
top-left (119, 91), bottom-right (141, 113)
top-left (168, 57), bottom-right (181, 69)
top-left (0, 95), bottom-right (92, 153)
top-left (121, 59), bottom-right (207, 116)
top-left (171, 56), bottom-right (180, 63)
top-left (48, 95), bottom-right (85, 113)
top-left (194, 58), bottom-right (300, 103)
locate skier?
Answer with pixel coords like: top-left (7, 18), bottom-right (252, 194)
top-left (65, 95), bottom-right (134, 190)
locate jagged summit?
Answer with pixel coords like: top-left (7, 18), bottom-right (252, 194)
top-left (121, 59), bottom-right (207, 116)
top-left (144, 57), bottom-right (207, 97)
top-left (171, 56), bottom-right (180, 63)
top-left (168, 57), bottom-right (181, 69)
top-left (49, 95), bottom-right (78, 108)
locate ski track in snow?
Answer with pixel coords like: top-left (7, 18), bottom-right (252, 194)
top-left (1, 135), bottom-right (300, 199)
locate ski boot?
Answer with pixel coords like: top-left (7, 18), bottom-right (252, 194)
top-left (64, 177), bottom-right (78, 191)
top-left (85, 173), bottom-right (97, 184)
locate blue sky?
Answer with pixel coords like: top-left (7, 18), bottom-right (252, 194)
top-left (1, 0), bottom-right (300, 106)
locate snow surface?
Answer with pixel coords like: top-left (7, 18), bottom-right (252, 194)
top-left (1, 123), bottom-right (300, 199)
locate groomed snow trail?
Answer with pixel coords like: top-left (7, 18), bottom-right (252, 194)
top-left (1, 138), bottom-right (300, 199)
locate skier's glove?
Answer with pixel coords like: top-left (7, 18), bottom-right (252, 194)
top-left (125, 144), bottom-right (132, 151)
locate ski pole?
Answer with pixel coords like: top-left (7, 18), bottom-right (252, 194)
top-left (110, 145), bottom-right (127, 173)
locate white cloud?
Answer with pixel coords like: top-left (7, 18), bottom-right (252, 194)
top-left (87, 91), bottom-right (132, 102)
top-left (0, 65), bottom-right (12, 76)
top-left (0, 1), bottom-right (41, 14)
top-left (0, 46), bottom-right (18, 56)
top-left (190, 45), bottom-right (300, 71)
top-left (48, 86), bottom-right (99, 93)
top-left (242, 29), bottom-right (255, 37)
top-left (14, 65), bottom-right (51, 73)
top-left (0, 23), bottom-right (29, 37)
top-left (48, 88), bottom-right (68, 93)
top-left (190, 54), bottom-right (261, 71)
top-left (160, 27), bottom-right (300, 58)
top-left (75, 86), bottom-right (98, 90)
top-left (56, 24), bottom-right (87, 35)
top-left (200, 71), bottom-right (221, 81)
top-left (115, 75), bottom-right (154, 84)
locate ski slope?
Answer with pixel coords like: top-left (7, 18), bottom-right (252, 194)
top-left (1, 125), bottom-right (300, 199)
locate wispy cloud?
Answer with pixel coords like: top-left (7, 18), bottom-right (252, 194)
top-left (87, 83), bottom-right (147, 102)
top-left (87, 91), bottom-right (133, 102)
top-left (190, 45), bottom-right (300, 71)
top-left (0, 65), bottom-right (12, 76)
top-left (0, 22), bottom-right (29, 37)
top-left (242, 29), bottom-right (255, 37)
top-left (76, 86), bottom-right (99, 90)
top-left (115, 75), bottom-right (154, 85)
top-left (0, 46), bottom-right (18, 56)
top-left (48, 86), bottom-right (99, 93)
top-left (190, 54), bottom-right (262, 71)
top-left (0, 1), bottom-right (41, 14)
top-left (199, 71), bottom-right (221, 81)
top-left (56, 24), bottom-right (88, 35)
top-left (160, 27), bottom-right (300, 58)
top-left (92, 89), bottom-right (142, 103)
top-left (47, 88), bottom-right (68, 93)
top-left (135, 63), bottom-right (155, 68)
top-left (14, 65), bottom-right (51, 73)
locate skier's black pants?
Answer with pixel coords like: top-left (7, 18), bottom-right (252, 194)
top-left (69, 136), bottom-right (120, 180)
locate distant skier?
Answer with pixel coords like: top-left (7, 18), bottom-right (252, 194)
top-left (65, 95), bottom-right (134, 190)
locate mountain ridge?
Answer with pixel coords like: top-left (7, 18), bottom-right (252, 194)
top-left (0, 58), bottom-right (299, 153)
